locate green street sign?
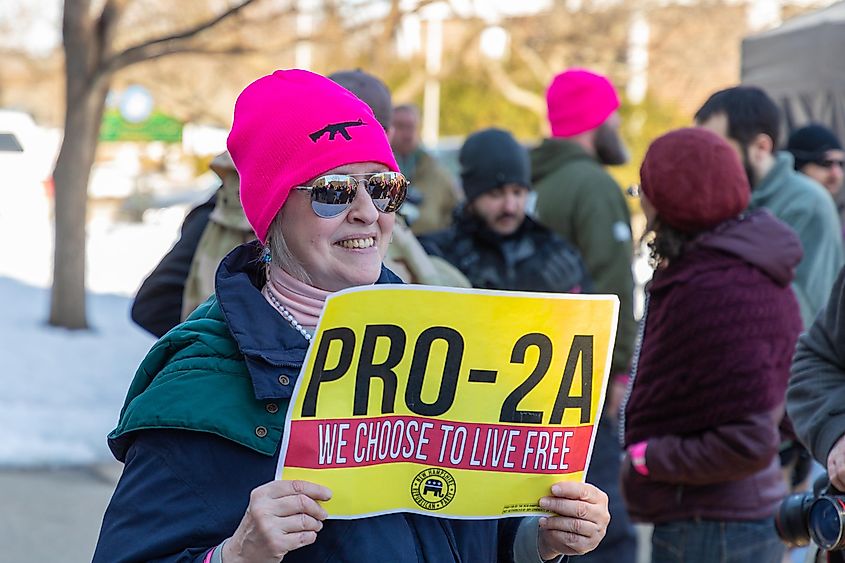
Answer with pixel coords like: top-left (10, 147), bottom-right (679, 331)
top-left (100, 109), bottom-right (183, 143)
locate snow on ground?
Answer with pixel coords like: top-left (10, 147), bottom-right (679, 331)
top-left (0, 190), bottom-right (201, 466)
top-left (0, 277), bottom-right (154, 465)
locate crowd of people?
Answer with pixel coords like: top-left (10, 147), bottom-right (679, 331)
top-left (93, 63), bottom-right (845, 563)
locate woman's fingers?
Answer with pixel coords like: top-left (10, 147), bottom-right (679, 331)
top-left (263, 479), bottom-right (333, 502)
top-left (539, 526), bottom-right (603, 555)
top-left (277, 512), bottom-right (325, 534)
top-left (546, 481), bottom-right (607, 505)
top-left (270, 492), bottom-right (329, 521)
top-left (225, 480), bottom-right (333, 563)
top-left (537, 482), bottom-right (610, 557)
top-left (538, 511), bottom-right (602, 538)
top-left (283, 530), bottom-right (319, 550)
top-left (539, 482), bottom-right (609, 531)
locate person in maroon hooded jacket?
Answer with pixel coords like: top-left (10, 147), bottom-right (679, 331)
top-left (620, 128), bottom-right (803, 563)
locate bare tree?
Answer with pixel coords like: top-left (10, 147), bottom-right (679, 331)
top-left (52, 0), bottom-right (262, 329)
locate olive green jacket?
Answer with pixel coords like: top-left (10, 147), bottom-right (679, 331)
top-left (530, 139), bottom-right (635, 376)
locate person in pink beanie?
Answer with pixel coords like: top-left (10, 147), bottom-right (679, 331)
top-left (530, 68), bottom-right (637, 563)
top-left (93, 69), bottom-right (611, 563)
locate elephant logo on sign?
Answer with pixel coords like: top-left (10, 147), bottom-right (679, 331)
top-left (423, 479), bottom-right (443, 497)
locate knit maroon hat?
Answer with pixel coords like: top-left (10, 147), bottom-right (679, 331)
top-left (640, 128), bottom-right (750, 233)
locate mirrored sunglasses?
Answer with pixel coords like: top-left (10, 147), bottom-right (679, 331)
top-left (294, 172), bottom-right (408, 218)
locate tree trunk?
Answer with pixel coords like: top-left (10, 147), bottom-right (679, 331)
top-left (49, 77), bottom-right (108, 329)
top-left (49, 0), bottom-right (260, 329)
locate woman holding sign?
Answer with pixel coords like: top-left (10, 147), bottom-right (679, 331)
top-left (620, 128), bottom-right (803, 562)
top-left (93, 70), bottom-right (609, 563)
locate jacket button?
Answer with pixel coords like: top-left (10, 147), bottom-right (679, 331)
top-left (255, 426), bottom-right (268, 438)
top-left (266, 403), bottom-right (279, 414)
top-left (278, 375), bottom-right (290, 386)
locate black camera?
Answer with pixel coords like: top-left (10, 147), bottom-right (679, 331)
top-left (776, 475), bottom-right (845, 551)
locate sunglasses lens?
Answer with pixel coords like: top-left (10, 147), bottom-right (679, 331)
top-left (367, 172), bottom-right (408, 213)
top-left (310, 176), bottom-right (356, 218)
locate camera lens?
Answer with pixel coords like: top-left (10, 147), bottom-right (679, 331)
top-left (775, 493), bottom-right (815, 547)
top-left (809, 497), bottom-right (845, 551)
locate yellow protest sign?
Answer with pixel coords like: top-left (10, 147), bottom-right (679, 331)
top-left (277, 286), bottom-right (618, 519)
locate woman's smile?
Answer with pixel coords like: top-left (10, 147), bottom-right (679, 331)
top-left (335, 235), bottom-right (377, 250)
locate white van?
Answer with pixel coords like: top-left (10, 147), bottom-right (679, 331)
top-left (0, 110), bottom-right (56, 234)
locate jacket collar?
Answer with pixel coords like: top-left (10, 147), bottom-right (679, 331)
top-left (752, 151), bottom-right (794, 203)
top-left (530, 138), bottom-right (596, 180)
top-left (215, 240), bottom-right (402, 400)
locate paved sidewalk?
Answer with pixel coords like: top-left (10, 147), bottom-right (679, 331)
top-left (0, 463), bottom-right (121, 562)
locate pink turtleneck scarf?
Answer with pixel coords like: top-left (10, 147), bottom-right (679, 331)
top-left (263, 263), bottom-right (330, 329)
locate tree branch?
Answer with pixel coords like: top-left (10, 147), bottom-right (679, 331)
top-left (97, 0), bottom-right (125, 66)
top-left (393, 20), bottom-right (485, 103)
top-left (481, 56), bottom-right (546, 117)
top-left (108, 43), bottom-right (257, 72)
top-left (101, 0), bottom-right (257, 74)
top-left (513, 42), bottom-right (552, 86)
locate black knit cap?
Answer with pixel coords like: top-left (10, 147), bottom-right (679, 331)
top-left (459, 128), bottom-right (531, 201)
top-left (787, 124), bottom-right (843, 169)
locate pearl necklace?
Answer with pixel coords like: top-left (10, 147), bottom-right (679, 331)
top-left (263, 285), bottom-right (313, 342)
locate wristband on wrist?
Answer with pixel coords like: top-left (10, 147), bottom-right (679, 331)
top-left (629, 441), bottom-right (649, 476)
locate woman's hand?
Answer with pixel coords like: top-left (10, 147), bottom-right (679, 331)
top-left (536, 482), bottom-right (610, 559)
top-left (222, 479), bottom-right (332, 563)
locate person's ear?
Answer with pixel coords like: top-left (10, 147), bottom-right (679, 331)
top-left (744, 133), bottom-right (774, 170)
top-left (751, 133), bottom-right (774, 155)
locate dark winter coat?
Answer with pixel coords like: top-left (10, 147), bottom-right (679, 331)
top-left (419, 213), bottom-right (589, 294)
top-left (131, 192), bottom-right (216, 338)
top-left (421, 212), bottom-right (642, 562)
top-left (789, 264), bottom-right (845, 465)
top-left (94, 241), bottom-right (540, 563)
top-left (621, 210), bottom-right (803, 523)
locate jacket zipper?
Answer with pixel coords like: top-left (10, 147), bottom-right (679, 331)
top-left (618, 291), bottom-right (650, 448)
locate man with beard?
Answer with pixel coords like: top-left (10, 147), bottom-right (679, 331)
top-left (531, 69), bottom-right (638, 563)
top-left (420, 128), bottom-right (590, 295)
top-left (696, 86), bottom-right (844, 328)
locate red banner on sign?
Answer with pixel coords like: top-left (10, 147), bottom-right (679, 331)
top-left (286, 415), bottom-right (592, 475)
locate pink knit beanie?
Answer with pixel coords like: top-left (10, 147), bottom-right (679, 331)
top-left (546, 68), bottom-right (621, 138)
top-left (227, 69), bottom-right (399, 243)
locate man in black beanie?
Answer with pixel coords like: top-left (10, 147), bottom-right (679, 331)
top-left (421, 128), bottom-right (640, 563)
top-left (419, 128), bottom-right (589, 293)
top-left (787, 124), bottom-right (845, 200)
